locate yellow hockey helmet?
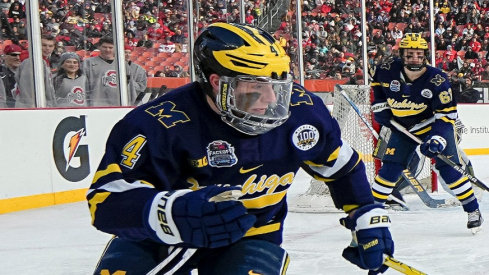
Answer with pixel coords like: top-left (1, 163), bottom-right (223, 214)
top-left (399, 33), bottom-right (429, 50)
top-left (193, 23), bottom-right (293, 135)
top-left (194, 22), bottom-right (290, 81)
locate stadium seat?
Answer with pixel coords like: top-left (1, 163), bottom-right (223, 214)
top-left (65, 46), bottom-right (76, 52)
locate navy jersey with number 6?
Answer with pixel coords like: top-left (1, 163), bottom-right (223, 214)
top-left (371, 57), bottom-right (457, 137)
top-left (87, 82), bottom-right (374, 246)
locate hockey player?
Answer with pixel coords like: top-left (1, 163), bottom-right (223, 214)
top-left (371, 33), bottom-right (483, 233)
top-left (88, 23), bottom-right (394, 274)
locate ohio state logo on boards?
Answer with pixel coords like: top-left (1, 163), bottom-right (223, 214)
top-left (53, 115), bottom-right (90, 182)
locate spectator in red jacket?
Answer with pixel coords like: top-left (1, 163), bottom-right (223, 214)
top-left (469, 36), bottom-right (482, 52)
top-left (444, 45), bottom-right (457, 62)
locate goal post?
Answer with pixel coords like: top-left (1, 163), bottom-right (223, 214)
top-left (288, 85), bottom-right (435, 213)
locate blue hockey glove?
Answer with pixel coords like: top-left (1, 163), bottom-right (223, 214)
top-left (340, 204), bottom-right (394, 273)
top-left (420, 135), bottom-right (447, 158)
top-left (171, 186), bottom-right (256, 248)
top-left (372, 102), bottom-right (392, 128)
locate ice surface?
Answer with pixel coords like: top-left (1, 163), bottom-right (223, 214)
top-left (1, 156), bottom-right (489, 274)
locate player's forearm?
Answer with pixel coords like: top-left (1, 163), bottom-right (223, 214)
top-left (88, 182), bottom-right (161, 242)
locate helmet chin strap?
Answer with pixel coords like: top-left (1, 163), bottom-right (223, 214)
top-left (404, 63), bottom-right (426, 72)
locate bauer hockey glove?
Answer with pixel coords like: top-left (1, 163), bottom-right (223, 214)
top-left (340, 204), bottom-right (394, 274)
top-left (420, 135), bottom-right (447, 158)
top-left (147, 186), bottom-right (256, 249)
top-left (372, 102), bottom-right (392, 128)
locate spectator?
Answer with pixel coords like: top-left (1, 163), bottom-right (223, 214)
top-left (334, 71), bottom-right (343, 80)
top-left (0, 44), bottom-right (22, 108)
top-left (465, 46), bottom-right (479, 59)
top-left (481, 64), bottom-right (489, 80)
top-left (136, 33), bottom-right (153, 48)
top-left (469, 36), bottom-right (482, 53)
top-left (444, 45), bottom-right (457, 62)
top-left (86, 24), bottom-right (103, 38)
top-left (391, 26), bottom-right (403, 39)
top-left (154, 70), bottom-right (164, 77)
top-left (8, 0), bottom-right (24, 19)
top-left (124, 45), bottom-right (147, 97)
top-left (15, 56), bottom-right (56, 108)
top-left (456, 77), bottom-right (481, 103)
top-left (52, 52), bottom-right (88, 107)
top-left (83, 36), bottom-right (136, 106)
top-left (173, 65), bottom-right (189, 78)
top-left (38, 35), bottom-right (58, 67)
top-left (170, 29), bottom-right (185, 44)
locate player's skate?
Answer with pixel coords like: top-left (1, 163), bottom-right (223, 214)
top-left (385, 189), bottom-right (409, 211)
top-left (467, 209), bottom-right (484, 234)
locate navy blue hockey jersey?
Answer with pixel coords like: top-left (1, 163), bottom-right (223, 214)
top-left (371, 57), bottom-right (457, 137)
top-left (87, 82), bottom-right (374, 246)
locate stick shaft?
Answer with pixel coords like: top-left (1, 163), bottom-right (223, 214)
top-left (384, 255), bottom-right (428, 275)
top-left (389, 120), bottom-right (489, 192)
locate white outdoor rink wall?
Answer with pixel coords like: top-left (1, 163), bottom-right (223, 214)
top-left (1, 104), bottom-right (488, 214)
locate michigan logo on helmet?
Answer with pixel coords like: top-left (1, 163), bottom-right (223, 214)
top-left (193, 23), bottom-right (290, 82)
top-left (399, 33), bottom-right (429, 50)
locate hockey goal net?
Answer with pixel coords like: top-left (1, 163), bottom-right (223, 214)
top-left (288, 85), bottom-right (435, 212)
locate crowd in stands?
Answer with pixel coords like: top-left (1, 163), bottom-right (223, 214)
top-left (279, 0), bottom-right (489, 96)
top-left (0, 0), bottom-right (270, 107)
top-left (0, 0), bottom-right (487, 106)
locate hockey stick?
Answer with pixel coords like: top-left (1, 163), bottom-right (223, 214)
top-left (390, 119), bottom-right (489, 193)
top-left (401, 169), bottom-right (454, 208)
top-left (350, 234), bottom-right (427, 275)
top-left (339, 90), bottom-right (451, 208)
top-left (384, 255), bottom-right (428, 275)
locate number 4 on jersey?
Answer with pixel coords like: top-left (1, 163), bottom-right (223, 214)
top-left (120, 134), bottom-right (147, 169)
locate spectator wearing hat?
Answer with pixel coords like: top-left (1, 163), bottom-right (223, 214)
top-left (124, 45), bottom-right (147, 97)
top-left (8, 1), bottom-right (24, 19)
top-left (465, 46), bottom-right (479, 59)
top-left (0, 44), bottom-right (22, 108)
top-left (52, 52), bottom-right (88, 107)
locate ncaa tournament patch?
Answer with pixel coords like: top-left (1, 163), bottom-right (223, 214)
top-left (390, 80), bottom-right (401, 92)
top-left (207, 140), bottom-right (238, 168)
top-left (421, 89), bottom-right (433, 99)
top-left (293, 125), bottom-right (319, 151)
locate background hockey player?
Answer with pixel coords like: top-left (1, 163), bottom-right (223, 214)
top-left (370, 33), bottom-right (483, 233)
top-left (88, 23), bottom-right (394, 274)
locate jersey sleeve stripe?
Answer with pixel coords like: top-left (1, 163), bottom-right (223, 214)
top-left (308, 142), bottom-right (354, 178)
top-left (92, 163), bottom-right (122, 184)
top-left (88, 179), bottom-right (153, 196)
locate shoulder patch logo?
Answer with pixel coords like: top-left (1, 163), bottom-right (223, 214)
top-left (207, 140), bottom-right (238, 168)
top-left (390, 80), bottom-right (401, 92)
top-left (421, 89), bottom-right (433, 99)
top-left (292, 124), bottom-right (319, 151)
